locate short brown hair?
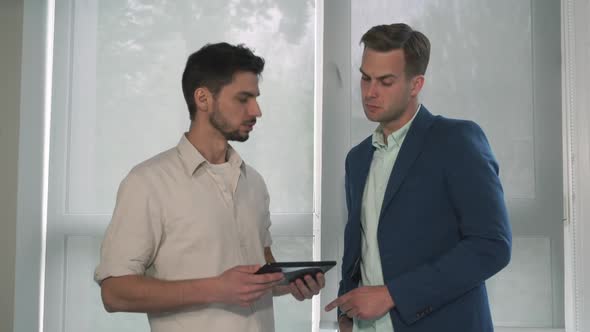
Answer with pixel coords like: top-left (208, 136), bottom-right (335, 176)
top-left (361, 23), bottom-right (430, 78)
top-left (182, 43), bottom-right (265, 121)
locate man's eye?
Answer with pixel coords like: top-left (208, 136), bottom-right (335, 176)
top-left (238, 98), bottom-right (248, 103)
top-left (361, 76), bottom-right (370, 81)
top-left (381, 80), bottom-right (393, 86)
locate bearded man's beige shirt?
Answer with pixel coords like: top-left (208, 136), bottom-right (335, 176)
top-left (95, 135), bottom-right (275, 332)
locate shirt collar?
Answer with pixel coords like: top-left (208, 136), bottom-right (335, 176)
top-left (177, 134), bottom-right (244, 176)
top-left (372, 104), bottom-right (421, 151)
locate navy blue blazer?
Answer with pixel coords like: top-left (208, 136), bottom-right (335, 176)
top-left (338, 106), bottom-right (512, 331)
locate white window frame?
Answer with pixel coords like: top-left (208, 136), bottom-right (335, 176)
top-left (561, 0), bottom-right (590, 331)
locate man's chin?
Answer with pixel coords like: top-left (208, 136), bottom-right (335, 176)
top-left (364, 111), bottom-right (383, 123)
top-left (365, 109), bottom-right (405, 124)
top-left (227, 134), bottom-right (249, 142)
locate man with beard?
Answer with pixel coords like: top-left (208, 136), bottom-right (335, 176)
top-left (325, 24), bottom-right (511, 332)
top-left (95, 42), bottom-right (324, 332)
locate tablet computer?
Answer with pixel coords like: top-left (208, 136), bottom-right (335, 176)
top-left (255, 261), bottom-right (336, 285)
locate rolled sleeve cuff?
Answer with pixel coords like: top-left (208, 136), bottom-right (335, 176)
top-left (94, 261), bottom-right (145, 285)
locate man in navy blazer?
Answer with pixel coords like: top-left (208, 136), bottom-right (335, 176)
top-left (325, 23), bottom-right (512, 332)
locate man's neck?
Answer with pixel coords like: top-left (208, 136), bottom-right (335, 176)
top-left (186, 122), bottom-right (228, 164)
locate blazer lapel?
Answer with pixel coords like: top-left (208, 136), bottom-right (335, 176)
top-left (379, 106), bottom-right (436, 219)
top-left (351, 139), bottom-right (375, 223)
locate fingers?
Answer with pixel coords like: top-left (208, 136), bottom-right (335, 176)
top-left (289, 282), bottom-right (305, 301)
top-left (338, 299), bottom-right (358, 319)
top-left (294, 278), bottom-right (314, 299)
top-left (251, 272), bottom-right (284, 284)
top-left (243, 282), bottom-right (279, 294)
top-left (290, 273), bottom-right (325, 300)
top-left (238, 281), bottom-right (283, 305)
top-left (315, 273), bottom-right (326, 289)
top-left (325, 291), bottom-right (353, 312)
top-left (346, 308), bottom-right (359, 319)
top-left (234, 274), bottom-right (284, 301)
top-left (303, 274), bottom-right (322, 294)
top-left (339, 301), bottom-right (353, 314)
top-left (221, 265), bottom-right (284, 307)
top-left (233, 265), bottom-right (283, 284)
top-left (233, 265), bottom-right (284, 282)
top-left (325, 297), bottom-right (342, 312)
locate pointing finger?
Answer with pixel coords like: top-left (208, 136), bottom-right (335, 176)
top-left (325, 297), bottom-right (342, 312)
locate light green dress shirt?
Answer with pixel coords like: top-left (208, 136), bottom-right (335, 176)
top-left (354, 106), bottom-right (420, 332)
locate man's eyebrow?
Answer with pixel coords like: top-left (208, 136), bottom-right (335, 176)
top-left (237, 91), bottom-right (260, 97)
top-left (359, 68), bottom-right (398, 80)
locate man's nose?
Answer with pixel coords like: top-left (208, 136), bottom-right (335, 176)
top-left (366, 81), bottom-right (378, 98)
top-left (249, 100), bottom-right (262, 117)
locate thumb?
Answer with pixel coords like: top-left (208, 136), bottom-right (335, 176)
top-left (234, 264), bottom-right (262, 274)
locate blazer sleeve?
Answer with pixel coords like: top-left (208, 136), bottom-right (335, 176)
top-left (387, 121), bottom-right (512, 325)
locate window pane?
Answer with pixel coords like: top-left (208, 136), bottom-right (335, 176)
top-left (49, 1), bottom-right (317, 332)
top-left (66, 0), bottom-right (315, 214)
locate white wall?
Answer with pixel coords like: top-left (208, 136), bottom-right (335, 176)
top-left (0, 1), bottom-right (24, 332)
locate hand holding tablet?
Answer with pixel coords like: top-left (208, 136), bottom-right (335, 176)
top-left (255, 261), bottom-right (336, 286)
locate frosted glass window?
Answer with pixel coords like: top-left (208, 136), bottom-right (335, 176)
top-left (350, 0), bottom-right (534, 199)
top-left (66, 0), bottom-right (315, 214)
top-left (46, 1), bottom-right (317, 332)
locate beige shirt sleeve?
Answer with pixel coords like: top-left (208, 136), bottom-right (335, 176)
top-left (94, 171), bottom-right (163, 284)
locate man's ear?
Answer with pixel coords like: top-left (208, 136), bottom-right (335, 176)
top-left (194, 87), bottom-right (211, 112)
top-left (410, 75), bottom-right (425, 97)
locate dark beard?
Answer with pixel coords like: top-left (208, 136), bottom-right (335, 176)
top-left (209, 107), bottom-right (249, 142)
